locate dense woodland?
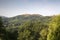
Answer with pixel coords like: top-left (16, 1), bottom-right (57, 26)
top-left (0, 14), bottom-right (60, 40)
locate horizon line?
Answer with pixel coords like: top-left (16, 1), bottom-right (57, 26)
top-left (1, 13), bottom-right (60, 18)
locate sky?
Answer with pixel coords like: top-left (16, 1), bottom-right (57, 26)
top-left (0, 0), bottom-right (60, 17)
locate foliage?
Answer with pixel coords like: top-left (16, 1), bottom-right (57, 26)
top-left (47, 15), bottom-right (60, 40)
top-left (2, 14), bottom-right (60, 40)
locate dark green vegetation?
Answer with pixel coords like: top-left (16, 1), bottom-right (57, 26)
top-left (0, 14), bottom-right (60, 40)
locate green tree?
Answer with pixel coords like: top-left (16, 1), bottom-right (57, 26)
top-left (18, 20), bottom-right (41, 40)
top-left (0, 17), bottom-right (6, 40)
top-left (39, 28), bottom-right (48, 40)
top-left (47, 15), bottom-right (60, 40)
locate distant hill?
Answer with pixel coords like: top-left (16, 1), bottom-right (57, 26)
top-left (1, 14), bottom-right (52, 27)
top-left (0, 14), bottom-right (53, 40)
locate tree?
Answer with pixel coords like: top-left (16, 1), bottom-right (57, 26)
top-left (0, 17), bottom-right (6, 40)
top-left (47, 15), bottom-right (60, 40)
top-left (18, 20), bottom-right (41, 40)
top-left (39, 28), bottom-right (48, 40)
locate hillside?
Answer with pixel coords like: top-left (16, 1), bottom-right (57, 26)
top-left (0, 14), bottom-right (52, 40)
top-left (2, 14), bottom-right (51, 27)
top-left (0, 14), bottom-right (60, 40)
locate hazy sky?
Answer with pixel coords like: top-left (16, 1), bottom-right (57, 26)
top-left (0, 0), bottom-right (60, 17)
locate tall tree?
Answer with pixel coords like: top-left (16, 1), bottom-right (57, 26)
top-left (0, 17), bottom-right (5, 40)
top-left (47, 15), bottom-right (60, 40)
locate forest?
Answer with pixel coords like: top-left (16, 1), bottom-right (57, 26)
top-left (0, 14), bottom-right (60, 40)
